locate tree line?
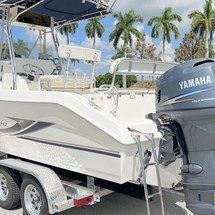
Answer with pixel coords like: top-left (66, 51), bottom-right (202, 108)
top-left (11, 0), bottom-right (215, 63)
top-left (60, 0), bottom-right (215, 62)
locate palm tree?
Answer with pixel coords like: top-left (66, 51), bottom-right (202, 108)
top-left (85, 18), bottom-right (104, 49)
top-left (13, 39), bottom-right (30, 57)
top-left (148, 6), bottom-right (182, 62)
top-left (188, 0), bottom-right (215, 58)
top-left (109, 10), bottom-right (143, 49)
top-left (59, 23), bottom-right (78, 44)
top-left (112, 45), bottom-right (134, 59)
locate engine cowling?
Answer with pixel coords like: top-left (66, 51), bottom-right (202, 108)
top-left (151, 58), bottom-right (215, 215)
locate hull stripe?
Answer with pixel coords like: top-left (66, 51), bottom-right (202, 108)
top-left (19, 136), bottom-right (121, 158)
top-left (15, 122), bottom-right (53, 135)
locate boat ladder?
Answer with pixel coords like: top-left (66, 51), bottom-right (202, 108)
top-left (129, 128), bottom-right (165, 215)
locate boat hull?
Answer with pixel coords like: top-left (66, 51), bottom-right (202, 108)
top-left (0, 90), bottom-right (181, 186)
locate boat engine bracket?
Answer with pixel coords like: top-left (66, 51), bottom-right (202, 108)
top-left (158, 124), bottom-right (183, 166)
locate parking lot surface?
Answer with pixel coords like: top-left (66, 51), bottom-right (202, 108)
top-left (0, 189), bottom-right (194, 215)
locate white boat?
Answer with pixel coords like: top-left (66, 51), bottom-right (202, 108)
top-left (0, 0), bottom-right (181, 190)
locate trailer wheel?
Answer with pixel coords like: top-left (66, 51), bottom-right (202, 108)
top-left (21, 176), bottom-right (49, 215)
top-left (0, 166), bottom-right (21, 209)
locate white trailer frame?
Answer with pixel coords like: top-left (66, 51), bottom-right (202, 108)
top-left (0, 158), bottom-right (100, 214)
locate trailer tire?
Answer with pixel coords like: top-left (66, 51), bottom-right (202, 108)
top-left (21, 176), bottom-right (49, 215)
top-left (0, 166), bottom-right (21, 209)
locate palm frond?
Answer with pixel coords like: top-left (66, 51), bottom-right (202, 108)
top-left (148, 16), bottom-right (161, 26)
top-left (151, 23), bottom-right (161, 38)
top-left (188, 10), bottom-right (204, 19)
top-left (109, 10), bottom-right (143, 49)
top-left (170, 23), bottom-right (180, 39)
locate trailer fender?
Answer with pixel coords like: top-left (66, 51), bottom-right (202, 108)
top-left (0, 158), bottom-right (67, 214)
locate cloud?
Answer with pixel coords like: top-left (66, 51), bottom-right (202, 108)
top-left (156, 41), bottom-right (175, 62)
top-left (23, 29), bottom-right (113, 74)
top-left (71, 67), bottom-right (83, 75)
top-left (96, 54), bottom-right (113, 74)
top-left (98, 54), bottom-right (113, 67)
top-left (145, 33), bottom-right (153, 44)
top-left (24, 29), bottom-right (79, 58)
top-left (25, 29), bottom-right (73, 46)
top-left (113, 0), bottom-right (211, 38)
top-left (134, 23), bottom-right (144, 32)
top-left (113, 20), bottom-right (118, 26)
top-left (108, 1), bottom-right (199, 60)
top-left (114, 0), bottom-right (208, 20)
top-left (81, 36), bottom-right (114, 51)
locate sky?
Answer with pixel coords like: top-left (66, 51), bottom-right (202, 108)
top-left (11, 0), bottom-right (215, 75)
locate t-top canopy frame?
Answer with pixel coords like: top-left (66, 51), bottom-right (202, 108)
top-left (0, 0), bottom-right (117, 25)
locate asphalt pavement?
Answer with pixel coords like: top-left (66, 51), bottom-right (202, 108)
top-left (0, 189), bottom-right (194, 215)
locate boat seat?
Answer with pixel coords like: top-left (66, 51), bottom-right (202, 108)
top-left (38, 75), bottom-right (91, 91)
top-left (58, 45), bottom-right (101, 61)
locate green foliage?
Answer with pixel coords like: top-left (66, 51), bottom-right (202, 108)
top-left (112, 46), bottom-right (135, 59)
top-left (123, 75), bottom-right (137, 88)
top-left (111, 33), bottom-right (160, 60)
top-left (188, 0), bottom-right (215, 57)
top-left (0, 42), bottom-right (9, 58)
top-left (147, 6), bottom-right (182, 61)
top-left (174, 32), bottom-right (207, 62)
top-left (85, 18), bottom-right (105, 48)
top-left (148, 7), bottom-right (182, 41)
top-left (134, 33), bottom-right (161, 60)
top-left (209, 43), bottom-right (215, 58)
top-left (13, 39), bottom-right (30, 57)
top-left (134, 80), bottom-right (157, 89)
top-left (59, 23), bottom-right (78, 44)
top-left (96, 72), bottom-right (137, 88)
top-left (109, 10), bottom-right (143, 49)
top-left (96, 72), bottom-right (112, 87)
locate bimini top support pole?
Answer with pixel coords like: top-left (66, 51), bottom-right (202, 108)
top-left (107, 0), bottom-right (117, 12)
top-left (0, 7), bottom-right (6, 60)
top-left (5, 0), bottom-right (45, 89)
top-left (5, 7), bottom-right (17, 89)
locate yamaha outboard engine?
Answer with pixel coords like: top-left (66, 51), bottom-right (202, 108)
top-left (149, 58), bottom-right (215, 215)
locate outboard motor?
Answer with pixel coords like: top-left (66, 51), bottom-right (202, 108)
top-left (149, 58), bottom-right (215, 215)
